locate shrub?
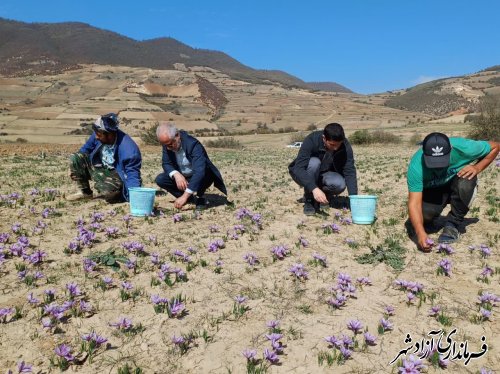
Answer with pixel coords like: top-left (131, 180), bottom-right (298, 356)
top-left (349, 130), bottom-right (401, 145)
top-left (16, 138), bottom-right (28, 143)
top-left (468, 95), bottom-right (500, 141)
top-left (408, 133), bottom-right (422, 146)
top-left (204, 137), bottom-right (242, 149)
top-left (307, 123), bottom-right (317, 131)
top-left (289, 132), bottom-right (307, 143)
top-left (140, 123), bottom-right (160, 145)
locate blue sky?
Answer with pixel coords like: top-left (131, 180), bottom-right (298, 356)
top-left (1, 0), bottom-right (499, 94)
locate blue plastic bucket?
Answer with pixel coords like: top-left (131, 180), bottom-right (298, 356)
top-left (349, 195), bottom-right (378, 224)
top-left (129, 187), bottom-right (156, 216)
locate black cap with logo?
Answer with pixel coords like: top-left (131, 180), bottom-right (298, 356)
top-left (422, 132), bottom-right (451, 168)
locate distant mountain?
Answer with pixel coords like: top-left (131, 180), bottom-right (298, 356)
top-left (306, 82), bottom-right (353, 94)
top-left (0, 17), bottom-right (350, 92)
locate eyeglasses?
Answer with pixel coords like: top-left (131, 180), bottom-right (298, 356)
top-left (163, 134), bottom-right (179, 148)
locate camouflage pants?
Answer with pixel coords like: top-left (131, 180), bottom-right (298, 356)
top-left (69, 152), bottom-right (122, 195)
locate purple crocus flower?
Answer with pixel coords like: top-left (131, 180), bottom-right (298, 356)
top-left (125, 257), bottom-right (137, 270)
top-left (325, 335), bottom-right (342, 348)
top-left (168, 299), bottom-right (185, 317)
top-left (27, 293), bottom-right (40, 305)
top-left (208, 239), bottom-right (225, 252)
top-left (265, 333), bottom-right (283, 342)
top-left (235, 295), bottom-right (247, 304)
top-left (266, 320), bottom-right (281, 330)
top-left (289, 263), bottom-right (309, 280)
top-left (480, 308), bottom-right (492, 320)
top-left (398, 354), bottom-right (425, 373)
top-left (243, 252), bottom-right (259, 266)
top-left (438, 258), bottom-right (452, 276)
top-left (340, 346), bottom-right (352, 360)
top-left (79, 300), bottom-right (92, 313)
top-left (356, 277), bottom-right (372, 286)
top-left (172, 213), bottom-right (182, 223)
top-left (364, 332), bottom-right (377, 346)
top-left (54, 344), bottom-right (74, 361)
top-left (480, 265), bottom-right (494, 278)
top-left (407, 292), bottom-right (416, 303)
top-left (16, 361), bottom-right (33, 373)
top-left (263, 348), bottom-right (279, 364)
top-left (271, 339), bottom-right (284, 353)
top-left (102, 276), bottom-right (113, 287)
top-left (347, 319), bottom-right (363, 334)
top-left (242, 349), bottom-right (257, 360)
top-left (312, 253), bottom-right (327, 266)
top-left (436, 243), bottom-right (454, 255)
top-left (104, 226), bottom-right (120, 237)
top-left (110, 317), bottom-right (133, 330)
top-left (150, 252), bottom-right (160, 265)
top-left (0, 307), bottom-right (15, 322)
top-left (66, 282), bottom-right (82, 297)
top-left (428, 305), bottom-right (441, 316)
top-left (81, 331), bottom-right (107, 345)
top-left (380, 318), bottom-right (393, 331)
top-left (172, 335), bottom-right (185, 345)
top-left (479, 244), bottom-right (491, 258)
top-left (121, 281), bottom-right (133, 290)
top-left (83, 258), bottom-right (97, 273)
top-left (11, 223), bottom-right (22, 233)
top-left (298, 236), bottom-right (309, 247)
top-left (270, 244), bottom-right (289, 260)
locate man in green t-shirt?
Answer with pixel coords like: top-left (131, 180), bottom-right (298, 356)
top-left (407, 132), bottom-right (499, 251)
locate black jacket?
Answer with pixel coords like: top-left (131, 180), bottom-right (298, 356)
top-left (288, 131), bottom-right (358, 195)
top-left (161, 131), bottom-right (227, 195)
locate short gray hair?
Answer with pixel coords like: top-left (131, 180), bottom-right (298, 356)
top-left (156, 122), bottom-right (177, 139)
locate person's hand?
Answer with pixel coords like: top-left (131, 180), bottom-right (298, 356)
top-left (174, 194), bottom-right (190, 209)
top-left (173, 173), bottom-right (188, 191)
top-left (457, 165), bottom-right (479, 180)
top-left (312, 188), bottom-right (328, 204)
top-left (417, 233), bottom-right (434, 253)
top-left (69, 171), bottom-right (78, 181)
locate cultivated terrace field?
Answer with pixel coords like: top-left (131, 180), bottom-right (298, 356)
top-left (0, 141), bottom-right (498, 373)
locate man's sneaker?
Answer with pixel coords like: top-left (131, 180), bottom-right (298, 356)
top-left (303, 200), bottom-right (317, 216)
top-left (66, 191), bottom-right (93, 201)
top-left (438, 224), bottom-right (460, 244)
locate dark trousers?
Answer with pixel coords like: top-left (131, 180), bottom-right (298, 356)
top-left (155, 172), bottom-right (215, 198)
top-left (422, 175), bottom-right (477, 227)
top-left (290, 157), bottom-right (346, 198)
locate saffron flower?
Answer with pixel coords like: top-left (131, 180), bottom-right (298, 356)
top-left (270, 244), bottom-right (289, 260)
top-left (235, 295), bottom-right (247, 304)
top-left (325, 335), bottom-right (342, 348)
top-left (66, 282), bottom-right (82, 298)
top-left (347, 319), bottom-right (363, 334)
top-left (437, 258), bottom-right (452, 276)
top-left (266, 320), bottom-right (281, 330)
top-left (436, 243), bottom-right (454, 255)
top-left (110, 317), bottom-right (133, 330)
top-left (172, 213), bottom-right (182, 223)
top-left (356, 277), bottom-right (372, 286)
top-left (364, 332), bottom-right (377, 346)
top-left (16, 361), bottom-right (33, 373)
top-left (479, 244), bottom-right (491, 258)
top-left (428, 305), bottom-right (441, 316)
top-left (379, 318), bottom-right (393, 332)
top-left (208, 239), bottom-right (225, 252)
top-left (54, 344), bottom-right (74, 362)
top-left (312, 252), bottom-right (327, 267)
top-left (480, 308), bottom-right (492, 320)
top-left (242, 349), bottom-right (257, 361)
top-left (243, 252), bottom-right (259, 266)
top-left (263, 348), bottom-right (279, 363)
top-left (289, 263), bottom-right (309, 280)
top-left (398, 354), bottom-right (425, 373)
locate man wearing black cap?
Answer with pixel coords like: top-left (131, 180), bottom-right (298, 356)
top-left (407, 132), bottom-right (499, 250)
top-left (67, 113), bottom-right (142, 202)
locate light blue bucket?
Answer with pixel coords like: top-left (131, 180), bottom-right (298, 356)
top-left (129, 187), bottom-right (156, 216)
top-left (349, 195), bottom-right (378, 224)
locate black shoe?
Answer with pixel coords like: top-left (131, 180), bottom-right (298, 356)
top-left (195, 197), bottom-right (207, 211)
top-left (438, 223), bottom-right (460, 244)
top-left (303, 199), bottom-right (317, 216)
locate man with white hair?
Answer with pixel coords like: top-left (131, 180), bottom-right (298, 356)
top-left (155, 123), bottom-right (227, 210)
top-left (67, 113), bottom-right (142, 202)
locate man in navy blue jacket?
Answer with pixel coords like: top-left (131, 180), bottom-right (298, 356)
top-left (289, 123), bottom-right (358, 215)
top-left (68, 113), bottom-right (142, 202)
top-left (155, 123), bottom-right (227, 210)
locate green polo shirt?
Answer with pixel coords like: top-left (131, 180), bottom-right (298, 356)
top-left (407, 138), bottom-right (491, 192)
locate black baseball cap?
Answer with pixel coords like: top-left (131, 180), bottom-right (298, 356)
top-left (422, 132), bottom-right (451, 168)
